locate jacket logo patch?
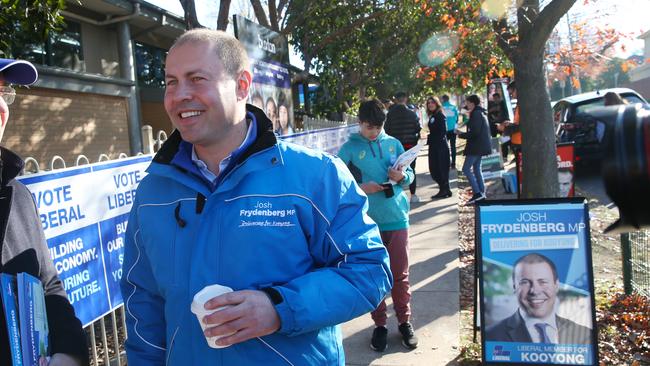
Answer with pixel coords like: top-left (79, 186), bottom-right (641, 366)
top-left (358, 151), bottom-right (366, 160)
top-left (389, 145), bottom-right (395, 154)
top-left (238, 201), bottom-right (296, 228)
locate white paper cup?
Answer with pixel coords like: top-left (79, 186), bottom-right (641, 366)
top-left (190, 284), bottom-right (234, 348)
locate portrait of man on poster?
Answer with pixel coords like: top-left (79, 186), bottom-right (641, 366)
top-left (485, 253), bottom-right (591, 345)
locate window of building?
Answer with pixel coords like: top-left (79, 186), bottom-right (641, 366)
top-left (16, 21), bottom-right (85, 72)
top-left (135, 42), bottom-right (166, 88)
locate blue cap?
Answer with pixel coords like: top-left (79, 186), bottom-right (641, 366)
top-left (0, 58), bottom-right (38, 85)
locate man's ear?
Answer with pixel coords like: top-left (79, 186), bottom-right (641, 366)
top-left (236, 70), bottom-right (252, 101)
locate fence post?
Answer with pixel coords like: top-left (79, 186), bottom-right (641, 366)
top-left (141, 125), bottom-right (154, 154)
top-left (620, 233), bottom-right (633, 295)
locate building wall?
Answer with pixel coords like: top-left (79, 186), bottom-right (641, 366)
top-left (5, 88), bottom-right (131, 170)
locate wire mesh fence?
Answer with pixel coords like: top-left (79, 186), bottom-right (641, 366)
top-left (621, 230), bottom-right (650, 297)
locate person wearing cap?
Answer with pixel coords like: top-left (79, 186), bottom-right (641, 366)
top-left (0, 58), bottom-right (89, 366)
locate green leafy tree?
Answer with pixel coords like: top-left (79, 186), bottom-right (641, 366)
top-left (0, 0), bottom-right (66, 58)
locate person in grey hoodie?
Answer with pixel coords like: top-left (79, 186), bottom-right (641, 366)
top-left (456, 94), bottom-right (492, 203)
top-left (0, 58), bottom-right (88, 366)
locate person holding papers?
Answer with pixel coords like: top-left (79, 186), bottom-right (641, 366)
top-left (338, 99), bottom-right (419, 352)
top-left (0, 58), bottom-right (88, 365)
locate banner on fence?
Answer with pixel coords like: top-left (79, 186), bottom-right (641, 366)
top-left (282, 124), bottom-right (358, 155)
top-left (477, 199), bottom-right (598, 365)
top-left (17, 155), bottom-right (153, 326)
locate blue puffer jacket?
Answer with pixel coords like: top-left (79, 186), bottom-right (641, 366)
top-left (119, 105), bottom-right (392, 366)
top-left (337, 131), bottom-right (414, 231)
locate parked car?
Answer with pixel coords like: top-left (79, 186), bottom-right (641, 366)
top-left (554, 88), bottom-right (647, 167)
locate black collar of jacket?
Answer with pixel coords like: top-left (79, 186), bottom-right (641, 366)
top-left (153, 103), bottom-right (277, 165)
top-left (0, 146), bottom-right (24, 187)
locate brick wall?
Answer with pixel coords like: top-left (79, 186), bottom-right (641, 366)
top-left (5, 88), bottom-right (131, 170)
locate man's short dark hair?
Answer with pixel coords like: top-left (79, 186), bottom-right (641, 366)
top-left (465, 94), bottom-right (481, 106)
top-left (512, 253), bottom-right (558, 285)
top-left (508, 81), bottom-right (516, 91)
top-left (358, 98), bottom-right (386, 127)
top-left (442, 94), bottom-right (450, 102)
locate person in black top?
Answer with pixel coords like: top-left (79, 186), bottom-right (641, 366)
top-left (385, 92), bottom-right (422, 203)
top-left (456, 94), bottom-right (492, 204)
top-left (0, 58), bottom-right (88, 366)
top-left (426, 96), bottom-right (451, 199)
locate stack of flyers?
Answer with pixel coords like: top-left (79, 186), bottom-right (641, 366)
top-left (17, 272), bottom-right (49, 366)
top-left (1, 272), bottom-right (49, 366)
top-left (1, 273), bottom-right (22, 365)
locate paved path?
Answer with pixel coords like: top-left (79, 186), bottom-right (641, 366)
top-left (342, 148), bottom-right (461, 365)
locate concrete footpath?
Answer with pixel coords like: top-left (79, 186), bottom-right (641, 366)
top-left (342, 147), bottom-right (461, 365)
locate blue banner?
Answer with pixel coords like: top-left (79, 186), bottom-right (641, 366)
top-left (477, 200), bottom-right (598, 365)
top-left (18, 156), bottom-right (152, 326)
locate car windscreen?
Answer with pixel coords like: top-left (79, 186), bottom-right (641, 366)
top-left (574, 93), bottom-right (645, 116)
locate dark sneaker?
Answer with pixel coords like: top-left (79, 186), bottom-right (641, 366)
top-left (398, 322), bottom-right (419, 349)
top-left (370, 326), bottom-right (388, 352)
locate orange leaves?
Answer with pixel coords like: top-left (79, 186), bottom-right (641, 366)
top-left (440, 13), bottom-right (456, 29)
top-left (461, 77), bottom-right (469, 89)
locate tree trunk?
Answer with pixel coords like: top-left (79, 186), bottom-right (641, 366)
top-left (216, 0), bottom-right (232, 30)
top-left (178, 0), bottom-right (202, 29)
top-left (515, 53), bottom-right (559, 198)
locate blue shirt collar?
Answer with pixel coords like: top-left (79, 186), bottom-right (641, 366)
top-left (171, 112), bottom-right (258, 191)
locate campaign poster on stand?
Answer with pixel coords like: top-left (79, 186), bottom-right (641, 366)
top-left (234, 15), bottom-right (295, 136)
top-left (516, 143), bottom-right (575, 198)
top-left (477, 199), bottom-right (598, 365)
top-left (481, 138), bottom-right (506, 180)
top-left (17, 155), bottom-right (152, 326)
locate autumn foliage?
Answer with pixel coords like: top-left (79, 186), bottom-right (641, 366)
top-left (597, 292), bottom-right (650, 365)
top-left (414, 0), bottom-right (512, 91)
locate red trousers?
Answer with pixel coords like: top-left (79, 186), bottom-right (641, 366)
top-left (371, 229), bottom-right (411, 326)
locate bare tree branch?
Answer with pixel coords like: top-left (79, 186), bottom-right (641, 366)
top-left (526, 0), bottom-right (577, 54)
top-left (178, 0), bottom-right (202, 29)
top-left (493, 18), bottom-right (517, 62)
top-left (216, 0), bottom-right (232, 31)
top-left (280, 2), bottom-right (312, 35)
top-left (249, 0), bottom-right (270, 28)
top-left (268, 0), bottom-right (279, 32)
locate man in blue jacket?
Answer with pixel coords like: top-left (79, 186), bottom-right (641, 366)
top-left (442, 94), bottom-right (459, 169)
top-left (119, 29), bottom-right (392, 365)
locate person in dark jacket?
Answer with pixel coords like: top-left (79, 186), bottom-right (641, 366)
top-left (456, 94), bottom-right (491, 203)
top-left (0, 58), bottom-right (88, 365)
top-left (426, 96), bottom-right (451, 199)
top-left (385, 91), bottom-right (422, 203)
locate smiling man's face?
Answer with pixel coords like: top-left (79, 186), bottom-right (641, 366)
top-left (513, 261), bottom-right (559, 319)
top-left (163, 41), bottom-right (241, 149)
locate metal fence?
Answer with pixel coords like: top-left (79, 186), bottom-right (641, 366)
top-left (621, 230), bottom-right (650, 297)
top-left (20, 125), bottom-right (172, 366)
top-left (302, 114), bottom-right (356, 131)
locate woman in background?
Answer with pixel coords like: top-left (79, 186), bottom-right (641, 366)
top-left (426, 96), bottom-right (451, 199)
top-left (456, 94), bottom-right (491, 204)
